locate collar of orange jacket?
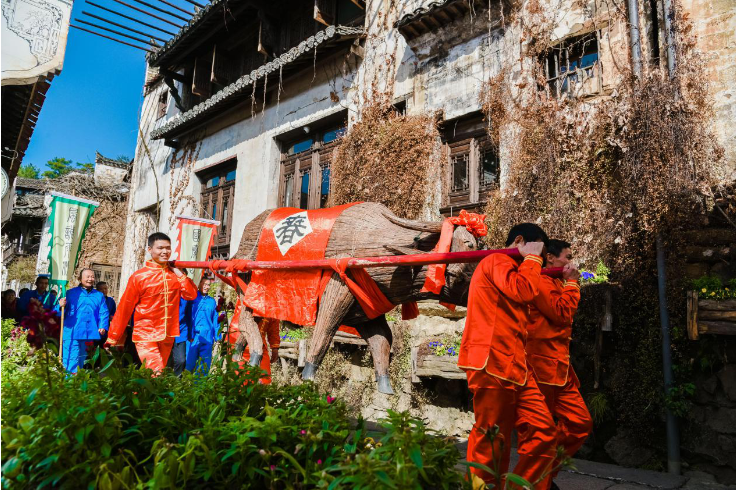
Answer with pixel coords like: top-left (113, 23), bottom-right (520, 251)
top-left (145, 260), bottom-right (169, 269)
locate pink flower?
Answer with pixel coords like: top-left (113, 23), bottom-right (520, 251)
top-left (270, 465), bottom-right (276, 471)
top-left (300, 430), bottom-right (306, 435)
top-left (317, 459), bottom-right (322, 465)
top-left (326, 396), bottom-right (336, 404)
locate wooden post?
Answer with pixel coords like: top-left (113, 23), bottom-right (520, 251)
top-left (687, 291), bottom-right (699, 340)
top-left (410, 346), bottom-right (420, 383)
top-left (298, 339), bottom-right (307, 368)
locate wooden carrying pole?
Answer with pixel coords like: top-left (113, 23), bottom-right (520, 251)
top-left (172, 248), bottom-right (563, 277)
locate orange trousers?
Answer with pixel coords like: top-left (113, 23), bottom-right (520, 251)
top-left (538, 370), bottom-right (593, 480)
top-left (467, 370), bottom-right (557, 489)
top-left (136, 339), bottom-right (174, 375)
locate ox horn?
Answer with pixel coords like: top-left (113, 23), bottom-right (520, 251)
top-left (382, 211), bottom-right (443, 233)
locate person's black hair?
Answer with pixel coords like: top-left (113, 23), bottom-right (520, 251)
top-left (19, 288), bottom-right (29, 296)
top-left (547, 239), bottom-right (571, 258)
top-left (505, 223), bottom-right (549, 246)
top-left (35, 275), bottom-right (49, 285)
top-left (78, 268), bottom-right (94, 280)
top-left (96, 281), bottom-right (107, 288)
top-left (147, 232), bottom-right (171, 247)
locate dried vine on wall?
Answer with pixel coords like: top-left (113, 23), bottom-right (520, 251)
top-left (330, 101), bottom-right (442, 219)
top-left (478, 0), bottom-right (725, 445)
top-left (168, 141), bottom-right (202, 228)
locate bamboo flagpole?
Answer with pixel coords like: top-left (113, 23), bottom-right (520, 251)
top-left (171, 248), bottom-right (563, 277)
top-left (42, 192), bottom-right (100, 364)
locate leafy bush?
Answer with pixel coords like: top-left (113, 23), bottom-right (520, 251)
top-left (2, 347), bottom-right (483, 489)
top-left (280, 326), bottom-right (310, 343)
top-left (2, 318), bottom-right (17, 352)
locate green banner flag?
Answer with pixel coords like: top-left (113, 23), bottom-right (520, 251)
top-left (46, 192), bottom-right (100, 290)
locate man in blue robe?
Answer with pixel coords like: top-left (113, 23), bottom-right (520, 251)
top-left (56, 269), bottom-right (110, 373)
top-left (17, 275), bottom-right (55, 317)
top-left (186, 276), bottom-right (219, 375)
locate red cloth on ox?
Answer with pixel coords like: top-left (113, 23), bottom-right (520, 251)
top-left (244, 204), bottom-right (358, 325)
top-left (421, 210), bottom-right (488, 298)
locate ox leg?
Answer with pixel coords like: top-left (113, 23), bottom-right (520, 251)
top-left (233, 299), bottom-right (264, 367)
top-left (302, 274), bottom-right (354, 381)
top-left (354, 316), bottom-right (395, 395)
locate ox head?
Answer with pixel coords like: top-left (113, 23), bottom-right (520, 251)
top-left (383, 212), bottom-right (481, 307)
top-left (442, 225), bottom-right (480, 306)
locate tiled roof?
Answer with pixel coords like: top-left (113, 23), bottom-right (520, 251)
top-left (12, 194), bottom-right (46, 218)
top-left (150, 25), bottom-right (364, 141)
top-left (15, 177), bottom-right (46, 190)
top-left (95, 152), bottom-right (131, 169)
top-left (395, 0), bottom-right (477, 40)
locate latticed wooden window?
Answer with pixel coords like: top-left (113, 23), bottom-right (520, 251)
top-left (199, 159), bottom-right (236, 257)
top-left (441, 115), bottom-right (500, 215)
top-left (278, 124), bottom-right (345, 210)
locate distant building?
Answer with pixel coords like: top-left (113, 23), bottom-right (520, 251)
top-left (1, 153), bottom-right (130, 297)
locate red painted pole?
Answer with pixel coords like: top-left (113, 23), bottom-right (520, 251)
top-left (171, 248), bottom-right (563, 277)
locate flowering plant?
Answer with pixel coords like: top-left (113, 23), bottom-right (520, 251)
top-left (691, 275), bottom-right (736, 300)
top-left (20, 299), bottom-right (61, 350)
top-left (427, 336), bottom-right (460, 357)
top-left (580, 261), bottom-right (610, 284)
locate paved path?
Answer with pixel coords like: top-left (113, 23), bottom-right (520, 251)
top-left (454, 441), bottom-right (736, 489)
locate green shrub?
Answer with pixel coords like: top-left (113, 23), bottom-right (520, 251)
top-left (1, 318), bottom-right (16, 353)
top-left (1, 348), bottom-right (484, 489)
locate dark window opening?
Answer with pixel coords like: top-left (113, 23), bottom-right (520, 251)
top-left (157, 91), bottom-right (168, 119)
top-left (543, 32), bottom-right (601, 97)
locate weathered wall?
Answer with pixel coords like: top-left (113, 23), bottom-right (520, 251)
top-left (680, 0), bottom-right (736, 178)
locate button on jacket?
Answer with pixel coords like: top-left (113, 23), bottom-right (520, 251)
top-left (191, 292), bottom-right (219, 344)
top-left (55, 286), bottom-right (110, 340)
top-left (458, 254), bottom-right (543, 385)
top-left (527, 276), bottom-right (581, 386)
top-left (107, 261), bottom-right (198, 344)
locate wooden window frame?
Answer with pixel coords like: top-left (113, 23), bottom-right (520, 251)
top-left (543, 31), bottom-right (603, 98)
top-left (440, 120), bottom-right (500, 215)
top-left (278, 127), bottom-right (343, 210)
top-left (199, 159), bottom-right (237, 256)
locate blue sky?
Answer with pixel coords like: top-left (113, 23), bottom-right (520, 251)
top-left (23, 0), bottom-right (151, 171)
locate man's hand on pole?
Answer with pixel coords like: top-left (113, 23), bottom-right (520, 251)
top-left (518, 241), bottom-right (544, 258)
top-left (563, 263), bottom-right (581, 281)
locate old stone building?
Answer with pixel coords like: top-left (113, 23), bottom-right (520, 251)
top-left (119, 0), bottom-right (736, 480)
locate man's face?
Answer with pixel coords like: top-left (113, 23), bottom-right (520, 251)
top-left (148, 240), bottom-right (172, 264)
top-left (199, 279), bottom-right (212, 295)
top-left (80, 270), bottom-right (96, 289)
top-left (36, 278), bottom-right (49, 293)
top-left (547, 247), bottom-right (572, 269)
top-left (97, 283), bottom-right (109, 296)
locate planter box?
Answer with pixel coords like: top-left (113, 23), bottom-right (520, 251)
top-left (687, 291), bottom-right (736, 339)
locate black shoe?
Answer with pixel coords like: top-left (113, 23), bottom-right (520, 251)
top-left (550, 482), bottom-right (561, 490)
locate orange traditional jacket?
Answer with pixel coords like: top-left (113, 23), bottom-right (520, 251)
top-left (108, 261), bottom-right (197, 344)
top-left (526, 276), bottom-right (581, 386)
top-left (458, 253), bottom-right (543, 385)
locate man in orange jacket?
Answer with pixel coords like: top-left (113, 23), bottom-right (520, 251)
top-left (106, 232), bottom-right (198, 373)
top-left (527, 239), bottom-right (592, 490)
top-left (458, 223), bottom-right (558, 489)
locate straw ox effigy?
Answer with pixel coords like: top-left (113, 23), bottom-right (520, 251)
top-left (230, 202), bottom-right (484, 395)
